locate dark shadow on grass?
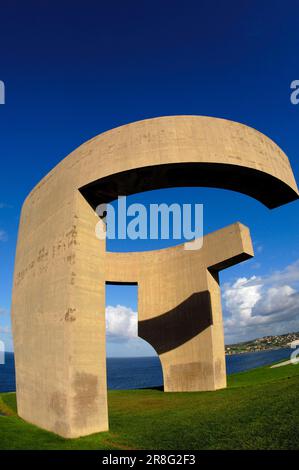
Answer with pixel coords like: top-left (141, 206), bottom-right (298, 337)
top-left (136, 385), bottom-right (164, 392)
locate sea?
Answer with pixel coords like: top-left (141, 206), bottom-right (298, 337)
top-left (0, 347), bottom-right (293, 393)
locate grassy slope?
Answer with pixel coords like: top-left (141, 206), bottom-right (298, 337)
top-left (0, 363), bottom-right (299, 450)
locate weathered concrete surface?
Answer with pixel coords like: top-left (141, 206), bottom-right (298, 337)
top-left (11, 116), bottom-right (299, 438)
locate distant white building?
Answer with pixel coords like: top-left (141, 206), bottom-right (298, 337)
top-left (289, 339), bottom-right (299, 348)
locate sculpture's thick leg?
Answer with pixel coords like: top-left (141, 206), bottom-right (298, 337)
top-left (136, 223), bottom-right (253, 392)
top-left (137, 256), bottom-right (227, 392)
top-left (156, 273), bottom-right (227, 392)
top-left (12, 192), bottom-right (108, 438)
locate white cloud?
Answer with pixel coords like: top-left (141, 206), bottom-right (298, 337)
top-left (106, 305), bottom-right (137, 342)
top-left (250, 259), bottom-right (299, 287)
top-left (223, 260), bottom-right (299, 343)
top-left (254, 285), bottom-right (298, 317)
top-left (224, 276), bottom-right (262, 326)
top-left (0, 230), bottom-right (7, 242)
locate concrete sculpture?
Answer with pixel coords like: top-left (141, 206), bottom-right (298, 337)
top-left (11, 116), bottom-right (298, 437)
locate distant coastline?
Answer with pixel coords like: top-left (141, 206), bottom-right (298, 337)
top-left (225, 331), bottom-right (299, 355)
top-left (3, 330), bottom-right (299, 359)
top-left (0, 347), bottom-right (294, 393)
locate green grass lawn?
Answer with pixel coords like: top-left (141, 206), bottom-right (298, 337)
top-left (1, 363), bottom-right (299, 450)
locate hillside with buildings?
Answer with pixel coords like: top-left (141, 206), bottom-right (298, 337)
top-left (225, 332), bottom-right (299, 355)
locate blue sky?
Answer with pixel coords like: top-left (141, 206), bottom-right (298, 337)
top-left (0, 0), bottom-right (299, 356)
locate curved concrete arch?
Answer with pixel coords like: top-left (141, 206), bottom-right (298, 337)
top-left (11, 116), bottom-right (298, 438)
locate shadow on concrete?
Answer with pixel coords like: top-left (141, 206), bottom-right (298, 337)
top-left (80, 162), bottom-right (299, 210)
top-left (138, 291), bottom-right (212, 355)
